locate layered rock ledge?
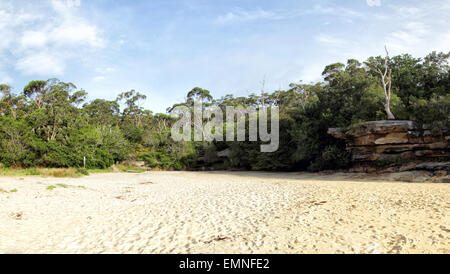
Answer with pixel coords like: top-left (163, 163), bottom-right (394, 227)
top-left (328, 120), bottom-right (449, 173)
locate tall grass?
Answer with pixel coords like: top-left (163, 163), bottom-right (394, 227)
top-left (0, 165), bottom-right (143, 178)
top-left (0, 167), bottom-right (113, 178)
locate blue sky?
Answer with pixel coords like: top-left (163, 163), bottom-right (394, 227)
top-left (1, 0), bottom-right (449, 113)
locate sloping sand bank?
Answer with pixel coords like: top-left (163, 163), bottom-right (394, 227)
top-left (0, 172), bottom-right (448, 254)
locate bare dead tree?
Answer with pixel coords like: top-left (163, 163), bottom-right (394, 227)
top-left (376, 46), bottom-right (396, 120)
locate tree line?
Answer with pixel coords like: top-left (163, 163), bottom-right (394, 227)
top-left (0, 51), bottom-right (448, 171)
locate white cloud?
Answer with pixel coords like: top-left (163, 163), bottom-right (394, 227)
top-left (104, 67), bottom-right (116, 73)
top-left (20, 31), bottom-right (48, 49)
top-left (93, 76), bottom-right (105, 82)
top-left (298, 64), bottom-right (326, 83)
top-left (366, 0), bottom-right (381, 7)
top-left (379, 2), bottom-right (450, 56)
top-left (15, 53), bottom-right (65, 76)
top-left (0, 0), bottom-right (104, 77)
top-left (309, 5), bottom-right (363, 18)
top-left (18, 20), bottom-right (104, 51)
top-left (216, 8), bottom-right (278, 24)
top-left (51, 22), bottom-right (104, 48)
top-left (51, 0), bottom-right (80, 13)
top-left (95, 67), bottom-right (116, 74)
top-left (216, 5), bottom-right (365, 25)
top-left (315, 34), bottom-right (347, 47)
top-left (392, 6), bottom-right (422, 17)
top-left (48, 0), bottom-right (104, 48)
top-left (435, 32), bottom-right (450, 53)
top-left (66, 0), bottom-right (81, 8)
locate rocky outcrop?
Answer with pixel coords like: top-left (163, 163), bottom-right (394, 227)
top-left (328, 120), bottom-right (449, 169)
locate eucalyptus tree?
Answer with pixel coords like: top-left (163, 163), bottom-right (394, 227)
top-left (365, 46), bottom-right (396, 120)
top-left (117, 90), bottom-right (147, 127)
top-left (23, 80), bottom-right (47, 109)
top-left (186, 87), bottom-right (213, 108)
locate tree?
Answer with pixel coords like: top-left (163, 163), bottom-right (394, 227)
top-left (117, 90), bottom-right (148, 126)
top-left (287, 82), bottom-right (318, 111)
top-left (23, 80), bottom-right (47, 109)
top-left (186, 87), bottom-right (213, 107)
top-left (369, 46), bottom-right (396, 120)
top-left (0, 84), bottom-right (13, 115)
top-left (322, 63), bottom-right (345, 83)
top-left (0, 84), bottom-right (11, 97)
top-left (83, 99), bottom-right (120, 126)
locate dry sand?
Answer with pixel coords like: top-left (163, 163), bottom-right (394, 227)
top-left (0, 171), bottom-right (449, 254)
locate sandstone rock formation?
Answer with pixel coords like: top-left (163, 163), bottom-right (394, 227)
top-left (328, 120), bottom-right (449, 171)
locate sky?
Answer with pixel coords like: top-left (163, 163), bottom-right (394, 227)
top-left (0, 0), bottom-right (449, 113)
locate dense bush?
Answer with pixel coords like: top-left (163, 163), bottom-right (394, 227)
top-left (186, 51), bottom-right (449, 171)
top-left (0, 51), bottom-right (448, 171)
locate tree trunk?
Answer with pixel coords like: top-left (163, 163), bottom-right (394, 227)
top-left (384, 102), bottom-right (396, 120)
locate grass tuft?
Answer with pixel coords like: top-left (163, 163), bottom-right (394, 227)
top-left (46, 185), bottom-right (56, 190)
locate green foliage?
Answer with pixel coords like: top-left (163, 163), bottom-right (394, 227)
top-left (77, 168), bottom-right (90, 175)
top-left (0, 117), bottom-right (37, 167)
top-left (408, 94), bottom-right (450, 128)
top-left (0, 50), bottom-right (448, 172)
top-left (308, 145), bottom-right (351, 172)
top-left (139, 143), bottom-right (196, 170)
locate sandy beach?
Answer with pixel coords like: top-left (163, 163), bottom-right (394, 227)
top-left (0, 171), bottom-right (448, 254)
